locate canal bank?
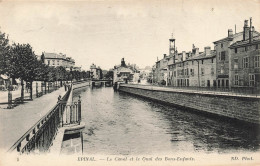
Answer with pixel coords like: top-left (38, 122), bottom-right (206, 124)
top-left (72, 86), bottom-right (259, 154)
top-left (118, 84), bottom-right (260, 125)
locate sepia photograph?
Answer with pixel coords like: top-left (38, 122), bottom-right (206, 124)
top-left (0, 0), bottom-right (259, 166)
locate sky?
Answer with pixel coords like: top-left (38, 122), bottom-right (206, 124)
top-left (0, 0), bottom-right (259, 70)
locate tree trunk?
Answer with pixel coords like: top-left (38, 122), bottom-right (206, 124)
top-left (30, 81), bottom-right (33, 100)
top-left (21, 79), bottom-right (24, 102)
top-left (45, 81), bottom-right (47, 94)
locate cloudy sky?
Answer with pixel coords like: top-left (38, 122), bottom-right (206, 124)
top-left (0, 0), bottom-right (259, 70)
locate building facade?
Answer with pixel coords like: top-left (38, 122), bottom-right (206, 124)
top-left (213, 19), bottom-right (260, 88)
top-left (90, 64), bottom-right (102, 80)
top-left (168, 45), bottom-right (216, 87)
top-left (43, 52), bottom-right (75, 70)
top-left (113, 58), bottom-right (135, 84)
top-left (230, 36), bottom-right (260, 88)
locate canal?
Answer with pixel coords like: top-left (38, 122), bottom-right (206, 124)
top-left (73, 86), bottom-right (260, 155)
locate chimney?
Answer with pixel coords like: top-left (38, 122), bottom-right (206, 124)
top-left (228, 29), bottom-right (233, 38)
top-left (249, 17), bottom-right (252, 43)
top-left (157, 57), bottom-right (159, 61)
top-left (204, 46), bottom-right (211, 56)
top-left (243, 19), bottom-right (250, 40)
top-left (163, 54), bottom-right (167, 58)
top-left (182, 51), bottom-right (186, 61)
top-left (195, 48), bottom-right (199, 56)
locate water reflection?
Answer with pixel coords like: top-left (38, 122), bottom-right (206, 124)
top-left (73, 87), bottom-right (260, 155)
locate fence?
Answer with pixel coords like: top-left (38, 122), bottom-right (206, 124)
top-left (8, 85), bottom-right (82, 154)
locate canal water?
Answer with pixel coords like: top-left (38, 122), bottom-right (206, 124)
top-left (72, 86), bottom-right (260, 155)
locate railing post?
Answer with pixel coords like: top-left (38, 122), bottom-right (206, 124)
top-left (78, 95), bottom-right (81, 125)
top-left (7, 89), bottom-right (13, 109)
top-left (36, 82), bottom-right (38, 98)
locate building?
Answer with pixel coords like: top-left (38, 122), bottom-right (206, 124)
top-left (213, 18), bottom-right (260, 88)
top-left (229, 25), bottom-right (260, 88)
top-left (139, 66), bottom-right (152, 81)
top-left (42, 52), bottom-right (75, 70)
top-left (154, 54), bottom-right (169, 85)
top-left (168, 44), bottom-right (216, 87)
top-left (90, 64), bottom-right (102, 79)
top-left (113, 58), bottom-right (135, 84)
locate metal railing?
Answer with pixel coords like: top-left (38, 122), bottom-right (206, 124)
top-left (61, 98), bottom-right (81, 126)
top-left (8, 85), bottom-right (82, 154)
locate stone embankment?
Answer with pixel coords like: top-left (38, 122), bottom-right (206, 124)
top-left (118, 84), bottom-right (260, 125)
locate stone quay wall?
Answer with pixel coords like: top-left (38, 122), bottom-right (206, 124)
top-left (72, 80), bottom-right (90, 90)
top-left (118, 84), bottom-right (260, 125)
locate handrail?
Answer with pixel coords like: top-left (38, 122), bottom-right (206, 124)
top-left (8, 86), bottom-right (71, 153)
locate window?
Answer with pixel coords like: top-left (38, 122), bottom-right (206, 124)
top-left (201, 68), bottom-right (204, 76)
top-left (226, 80), bottom-right (229, 87)
top-left (211, 68), bottom-right (214, 75)
top-left (221, 51), bottom-right (226, 61)
top-left (201, 80), bottom-right (205, 87)
top-left (190, 69), bottom-right (194, 76)
top-left (211, 59), bottom-right (214, 63)
top-left (234, 58), bottom-right (238, 69)
top-left (52, 60), bottom-right (55, 65)
top-left (235, 48), bottom-right (237, 53)
top-left (249, 74), bottom-right (255, 87)
top-left (218, 52), bottom-right (221, 61)
top-left (255, 56), bottom-right (260, 68)
top-left (234, 75), bottom-right (239, 86)
top-left (202, 60), bottom-right (204, 64)
top-left (256, 44), bottom-right (259, 50)
top-left (221, 43), bottom-right (223, 48)
top-left (47, 60), bottom-right (50, 65)
top-left (192, 61), bottom-right (194, 65)
top-left (187, 68), bottom-right (189, 75)
top-left (245, 46), bottom-right (248, 51)
top-left (174, 71), bottom-right (176, 77)
top-left (221, 67), bottom-right (224, 74)
top-left (184, 69), bottom-right (187, 76)
top-left (243, 57), bottom-right (249, 68)
top-left (57, 60), bottom-right (59, 65)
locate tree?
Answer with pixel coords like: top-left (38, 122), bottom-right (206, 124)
top-left (0, 31), bottom-right (11, 76)
top-left (11, 43), bottom-right (39, 100)
top-left (104, 70), bottom-right (113, 79)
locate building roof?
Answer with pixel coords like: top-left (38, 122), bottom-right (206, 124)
top-left (44, 52), bottom-right (75, 63)
top-left (229, 35), bottom-right (260, 48)
top-left (116, 66), bottom-right (134, 73)
top-left (213, 32), bottom-right (243, 44)
top-left (44, 53), bottom-right (64, 59)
